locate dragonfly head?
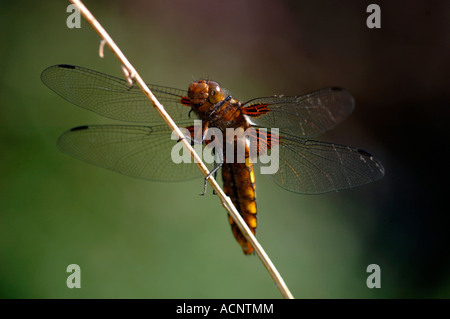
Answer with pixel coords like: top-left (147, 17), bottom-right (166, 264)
top-left (188, 80), bottom-right (225, 111)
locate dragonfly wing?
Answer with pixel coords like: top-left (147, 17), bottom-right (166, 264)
top-left (256, 134), bottom-right (385, 194)
top-left (41, 64), bottom-right (190, 123)
top-left (57, 124), bottom-right (209, 182)
top-left (243, 87), bottom-right (354, 138)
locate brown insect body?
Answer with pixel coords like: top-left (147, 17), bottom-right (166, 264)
top-left (188, 80), bottom-right (257, 254)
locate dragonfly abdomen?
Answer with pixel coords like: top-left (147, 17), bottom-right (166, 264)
top-left (222, 160), bottom-right (257, 255)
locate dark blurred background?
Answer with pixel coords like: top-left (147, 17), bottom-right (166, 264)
top-left (0, 0), bottom-right (448, 298)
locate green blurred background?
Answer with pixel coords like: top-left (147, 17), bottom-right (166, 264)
top-left (1, 0), bottom-right (449, 298)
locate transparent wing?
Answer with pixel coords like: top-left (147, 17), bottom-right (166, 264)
top-left (256, 134), bottom-right (385, 194)
top-left (57, 124), bottom-right (210, 182)
top-left (41, 64), bottom-right (191, 123)
top-left (243, 87), bottom-right (354, 138)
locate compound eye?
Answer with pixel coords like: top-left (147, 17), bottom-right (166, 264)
top-left (208, 82), bottom-right (224, 104)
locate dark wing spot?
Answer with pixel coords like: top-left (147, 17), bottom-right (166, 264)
top-left (57, 64), bottom-right (76, 69)
top-left (70, 125), bottom-right (89, 132)
top-left (357, 149), bottom-right (372, 157)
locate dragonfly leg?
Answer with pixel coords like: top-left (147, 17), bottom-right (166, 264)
top-left (200, 162), bottom-right (223, 196)
top-left (210, 147), bottom-right (220, 195)
top-left (212, 168), bottom-right (218, 195)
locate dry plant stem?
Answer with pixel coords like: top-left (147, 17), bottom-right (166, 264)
top-left (69, 0), bottom-right (294, 299)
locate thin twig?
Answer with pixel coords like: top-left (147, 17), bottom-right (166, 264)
top-left (69, 0), bottom-right (294, 299)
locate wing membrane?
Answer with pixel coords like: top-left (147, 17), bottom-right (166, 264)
top-left (243, 87), bottom-right (354, 138)
top-left (57, 124), bottom-right (209, 181)
top-left (256, 134), bottom-right (385, 194)
top-left (41, 64), bottom-right (190, 123)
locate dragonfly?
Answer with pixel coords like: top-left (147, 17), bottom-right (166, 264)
top-left (41, 64), bottom-right (385, 255)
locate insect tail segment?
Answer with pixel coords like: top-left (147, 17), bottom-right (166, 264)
top-left (222, 159), bottom-right (257, 255)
